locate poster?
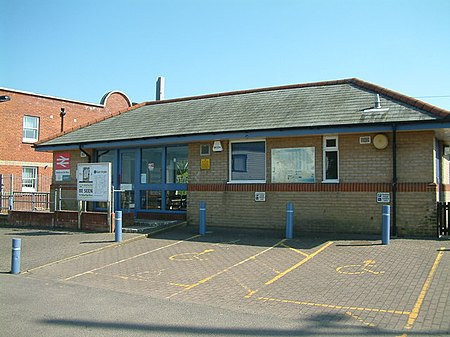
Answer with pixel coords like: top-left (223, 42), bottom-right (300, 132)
top-left (77, 163), bottom-right (111, 202)
top-left (271, 147), bottom-right (315, 183)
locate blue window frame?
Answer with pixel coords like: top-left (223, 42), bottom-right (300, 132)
top-left (95, 145), bottom-right (188, 214)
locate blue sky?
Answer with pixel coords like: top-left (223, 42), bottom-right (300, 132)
top-left (1, 0), bottom-right (450, 110)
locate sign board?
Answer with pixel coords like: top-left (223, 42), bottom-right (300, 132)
top-left (201, 158), bottom-right (211, 170)
top-left (272, 147), bottom-right (315, 183)
top-left (55, 152), bottom-right (71, 181)
top-left (77, 163), bottom-right (111, 202)
top-left (376, 192), bottom-right (391, 203)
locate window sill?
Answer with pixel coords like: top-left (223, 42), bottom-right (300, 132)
top-left (227, 180), bottom-right (266, 184)
top-left (22, 139), bottom-right (38, 144)
top-left (322, 180), bottom-right (340, 184)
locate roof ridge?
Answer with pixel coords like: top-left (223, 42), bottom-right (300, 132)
top-left (140, 78), bottom-right (354, 107)
top-left (137, 78), bottom-right (449, 118)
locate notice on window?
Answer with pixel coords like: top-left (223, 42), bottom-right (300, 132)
top-left (77, 163), bottom-right (111, 202)
top-left (272, 147), bottom-right (315, 183)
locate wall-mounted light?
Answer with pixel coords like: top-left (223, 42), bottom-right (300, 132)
top-left (213, 141), bottom-right (223, 152)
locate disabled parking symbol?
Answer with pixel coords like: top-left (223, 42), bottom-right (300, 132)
top-left (169, 249), bottom-right (215, 261)
top-left (336, 259), bottom-right (385, 275)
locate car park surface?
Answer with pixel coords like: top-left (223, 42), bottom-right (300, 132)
top-left (1, 226), bottom-right (449, 336)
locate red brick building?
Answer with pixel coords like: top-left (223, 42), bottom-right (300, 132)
top-left (0, 88), bottom-right (132, 193)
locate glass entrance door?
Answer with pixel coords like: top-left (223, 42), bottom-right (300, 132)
top-left (119, 149), bottom-right (136, 210)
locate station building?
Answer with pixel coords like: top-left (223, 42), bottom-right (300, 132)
top-left (34, 78), bottom-right (450, 236)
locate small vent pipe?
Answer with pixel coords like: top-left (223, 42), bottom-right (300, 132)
top-left (156, 76), bottom-right (165, 101)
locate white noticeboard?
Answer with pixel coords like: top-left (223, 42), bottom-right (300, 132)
top-left (272, 147), bottom-right (315, 183)
top-left (77, 163), bottom-right (112, 202)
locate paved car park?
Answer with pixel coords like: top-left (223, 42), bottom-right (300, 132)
top-left (1, 225), bottom-right (449, 336)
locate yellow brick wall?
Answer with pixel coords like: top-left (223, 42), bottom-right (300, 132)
top-left (187, 131), bottom-right (438, 236)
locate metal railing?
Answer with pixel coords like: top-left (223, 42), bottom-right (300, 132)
top-left (0, 173), bottom-right (53, 213)
top-left (1, 192), bottom-right (51, 212)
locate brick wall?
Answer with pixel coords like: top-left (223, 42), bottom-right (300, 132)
top-left (0, 89), bottom-right (131, 189)
top-left (8, 210), bottom-right (113, 232)
top-left (187, 131), bottom-right (438, 236)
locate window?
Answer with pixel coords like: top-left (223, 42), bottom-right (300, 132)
top-left (23, 116), bottom-right (39, 143)
top-left (323, 136), bottom-right (339, 182)
top-left (141, 148), bottom-right (164, 184)
top-left (200, 144), bottom-right (210, 156)
top-left (230, 140), bottom-right (266, 182)
top-left (22, 167), bottom-right (38, 192)
top-left (166, 146), bottom-right (188, 184)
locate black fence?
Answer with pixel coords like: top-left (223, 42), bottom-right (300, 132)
top-left (437, 202), bottom-right (450, 237)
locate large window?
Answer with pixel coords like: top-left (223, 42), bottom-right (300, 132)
top-left (230, 140), bottom-right (266, 182)
top-left (166, 146), bottom-right (188, 184)
top-left (140, 145), bottom-right (188, 213)
top-left (23, 116), bottom-right (39, 143)
top-left (120, 150), bottom-right (136, 209)
top-left (22, 167), bottom-right (38, 192)
top-left (323, 136), bottom-right (339, 182)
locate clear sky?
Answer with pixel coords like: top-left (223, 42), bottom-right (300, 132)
top-left (1, 0), bottom-right (450, 110)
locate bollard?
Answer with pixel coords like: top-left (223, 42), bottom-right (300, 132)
top-left (115, 211), bottom-right (122, 242)
top-left (382, 205), bottom-right (390, 245)
top-left (11, 238), bottom-right (21, 274)
top-left (199, 201), bottom-right (206, 235)
top-left (286, 202), bottom-right (294, 239)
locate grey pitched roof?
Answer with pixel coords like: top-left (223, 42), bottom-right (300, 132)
top-left (35, 78), bottom-right (450, 148)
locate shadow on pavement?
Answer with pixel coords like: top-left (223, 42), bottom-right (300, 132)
top-left (38, 312), bottom-right (446, 336)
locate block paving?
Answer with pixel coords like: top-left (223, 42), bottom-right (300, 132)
top-left (2, 226), bottom-right (449, 336)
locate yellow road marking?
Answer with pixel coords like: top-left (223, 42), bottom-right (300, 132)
top-left (265, 241), bottom-right (334, 285)
top-left (257, 296), bottom-right (410, 315)
top-left (280, 243), bottom-right (310, 257)
top-left (64, 234), bottom-right (201, 281)
top-left (169, 249), bottom-right (215, 261)
top-left (24, 234), bottom-right (147, 274)
top-left (345, 311), bottom-right (376, 327)
top-left (169, 283), bottom-right (191, 288)
top-left (404, 248), bottom-right (445, 330)
top-left (166, 238), bottom-right (286, 299)
top-left (245, 241), bottom-right (333, 299)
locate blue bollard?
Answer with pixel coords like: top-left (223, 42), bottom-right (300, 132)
top-left (11, 238), bottom-right (21, 274)
top-left (382, 205), bottom-right (391, 245)
top-left (115, 211), bottom-right (122, 242)
top-left (286, 202), bottom-right (294, 239)
top-left (199, 201), bottom-right (206, 235)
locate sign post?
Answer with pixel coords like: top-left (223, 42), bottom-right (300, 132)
top-left (77, 163), bottom-right (112, 231)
